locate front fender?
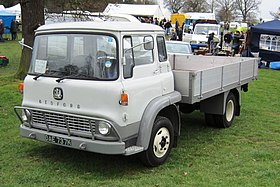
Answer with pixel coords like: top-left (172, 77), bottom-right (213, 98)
top-left (136, 91), bottom-right (181, 150)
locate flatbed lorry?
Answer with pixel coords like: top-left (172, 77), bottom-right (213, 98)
top-left (14, 22), bottom-right (258, 166)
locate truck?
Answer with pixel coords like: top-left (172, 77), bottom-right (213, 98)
top-left (14, 22), bottom-right (258, 167)
top-left (184, 12), bottom-right (216, 30)
top-left (170, 13), bottom-right (188, 27)
top-left (183, 23), bottom-right (221, 50)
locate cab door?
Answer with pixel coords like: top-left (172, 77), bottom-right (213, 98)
top-left (120, 34), bottom-right (162, 126)
top-left (156, 35), bottom-right (174, 95)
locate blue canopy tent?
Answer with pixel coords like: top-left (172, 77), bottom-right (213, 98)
top-left (0, 10), bottom-right (16, 34)
top-left (250, 19), bottom-right (280, 63)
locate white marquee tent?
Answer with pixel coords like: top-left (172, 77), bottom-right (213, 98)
top-left (104, 4), bottom-right (165, 18)
top-left (5, 3), bottom-right (21, 21)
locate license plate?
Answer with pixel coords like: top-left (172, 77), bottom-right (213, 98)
top-left (45, 134), bottom-right (72, 146)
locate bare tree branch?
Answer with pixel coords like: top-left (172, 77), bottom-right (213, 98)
top-left (215, 0), bottom-right (236, 22)
top-left (163, 0), bottom-right (186, 13)
top-left (182, 0), bottom-right (209, 12)
top-left (235, 0), bottom-right (261, 22)
top-left (270, 7), bottom-right (280, 19)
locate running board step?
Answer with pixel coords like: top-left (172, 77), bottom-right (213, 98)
top-left (124, 146), bottom-right (144, 156)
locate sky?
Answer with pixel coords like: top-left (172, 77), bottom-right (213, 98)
top-left (259, 0), bottom-right (280, 19)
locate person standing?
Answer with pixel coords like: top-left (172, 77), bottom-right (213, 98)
top-left (177, 27), bottom-right (183, 41)
top-left (0, 19), bottom-right (4, 42)
top-left (170, 28), bottom-right (177, 40)
top-left (159, 19), bottom-right (164, 28)
top-left (175, 19), bottom-right (179, 36)
top-left (207, 32), bottom-right (215, 53)
top-left (10, 20), bottom-right (17, 40)
top-left (164, 20), bottom-right (172, 36)
top-left (232, 31), bottom-right (241, 55)
top-left (224, 31), bottom-right (233, 47)
top-left (241, 30), bottom-right (254, 57)
top-left (154, 17), bottom-right (159, 25)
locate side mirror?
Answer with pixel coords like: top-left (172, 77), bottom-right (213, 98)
top-left (144, 36), bottom-right (154, 50)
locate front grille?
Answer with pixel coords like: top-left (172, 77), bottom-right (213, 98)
top-left (31, 110), bottom-right (95, 138)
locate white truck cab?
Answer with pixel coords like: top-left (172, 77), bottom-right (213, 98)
top-left (15, 22), bottom-right (258, 166)
top-left (183, 23), bottom-right (221, 47)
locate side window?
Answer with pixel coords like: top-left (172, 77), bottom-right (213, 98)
top-left (132, 35), bottom-right (154, 65)
top-left (123, 35), bottom-right (154, 79)
top-left (157, 36), bottom-right (167, 62)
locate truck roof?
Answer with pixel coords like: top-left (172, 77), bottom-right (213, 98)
top-left (36, 21), bottom-right (164, 33)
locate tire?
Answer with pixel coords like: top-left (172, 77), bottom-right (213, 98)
top-left (140, 116), bottom-right (174, 167)
top-left (214, 92), bottom-right (237, 128)
top-left (205, 113), bottom-right (215, 126)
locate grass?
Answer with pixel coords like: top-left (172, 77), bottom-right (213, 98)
top-left (0, 40), bottom-right (279, 186)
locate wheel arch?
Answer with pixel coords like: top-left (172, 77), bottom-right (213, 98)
top-left (200, 87), bottom-right (241, 116)
top-left (136, 91), bottom-right (181, 150)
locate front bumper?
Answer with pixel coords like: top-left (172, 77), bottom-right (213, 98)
top-left (20, 124), bottom-right (126, 155)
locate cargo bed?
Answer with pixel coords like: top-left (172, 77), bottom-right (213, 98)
top-left (168, 54), bottom-right (258, 104)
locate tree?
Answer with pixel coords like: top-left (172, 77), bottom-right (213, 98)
top-left (16, 0), bottom-right (45, 79)
top-left (215, 0), bottom-right (236, 22)
top-left (235, 0), bottom-right (261, 22)
top-left (163, 0), bottom-right (186, 13)
top-left (270, 7), bottom-right (280, 19)
top-left (181, 0), bottom-right (209, 12)
top-left (0, 0), bottom-right (19, 7)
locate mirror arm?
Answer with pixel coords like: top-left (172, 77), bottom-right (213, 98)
top-left (18, 40), bottom-right (33, 50)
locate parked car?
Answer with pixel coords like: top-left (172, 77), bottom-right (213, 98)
top-left (166, 41), bottom-right (193, 55)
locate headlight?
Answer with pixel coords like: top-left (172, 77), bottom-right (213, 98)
top-left (98, 121), bottom-right (111, 135)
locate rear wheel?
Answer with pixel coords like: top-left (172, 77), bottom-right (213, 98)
top-left (140, 116), bottom-right (174, 167)
top-left (205, 92), bottom-right (237, 128)
top-left (214, 92), bottom-right (236, 128)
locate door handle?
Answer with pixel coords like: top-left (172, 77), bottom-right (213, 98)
top-left (153, 69), bottom-right (160, 75)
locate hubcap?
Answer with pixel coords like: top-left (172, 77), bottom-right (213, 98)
top-left (153, 127), bottom-right (170, 158)
top-left (226, 100), bottom-right (234, 122)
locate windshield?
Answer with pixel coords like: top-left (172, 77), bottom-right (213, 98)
top-left (194, 25), bottom-right (219, 35)
top-left (166, 42), bottom-right (192, 54)
top-left (30, 34), bottom-right (118, 80)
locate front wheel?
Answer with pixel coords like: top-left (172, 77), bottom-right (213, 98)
top-left (140, 116), bottom-right (174, 167)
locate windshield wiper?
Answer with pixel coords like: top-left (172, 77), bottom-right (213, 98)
top-left (33, 73), bottom-right (45, 80)
top-left (56, 73), bottom-right (91, 83)
top-left (33, 70), bottom-right (65, 80)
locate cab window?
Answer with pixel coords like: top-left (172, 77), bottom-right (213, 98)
top-left (123, 35), bottom-right (154, 78)
top-left (157, 36), bottom-right (167, 62)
